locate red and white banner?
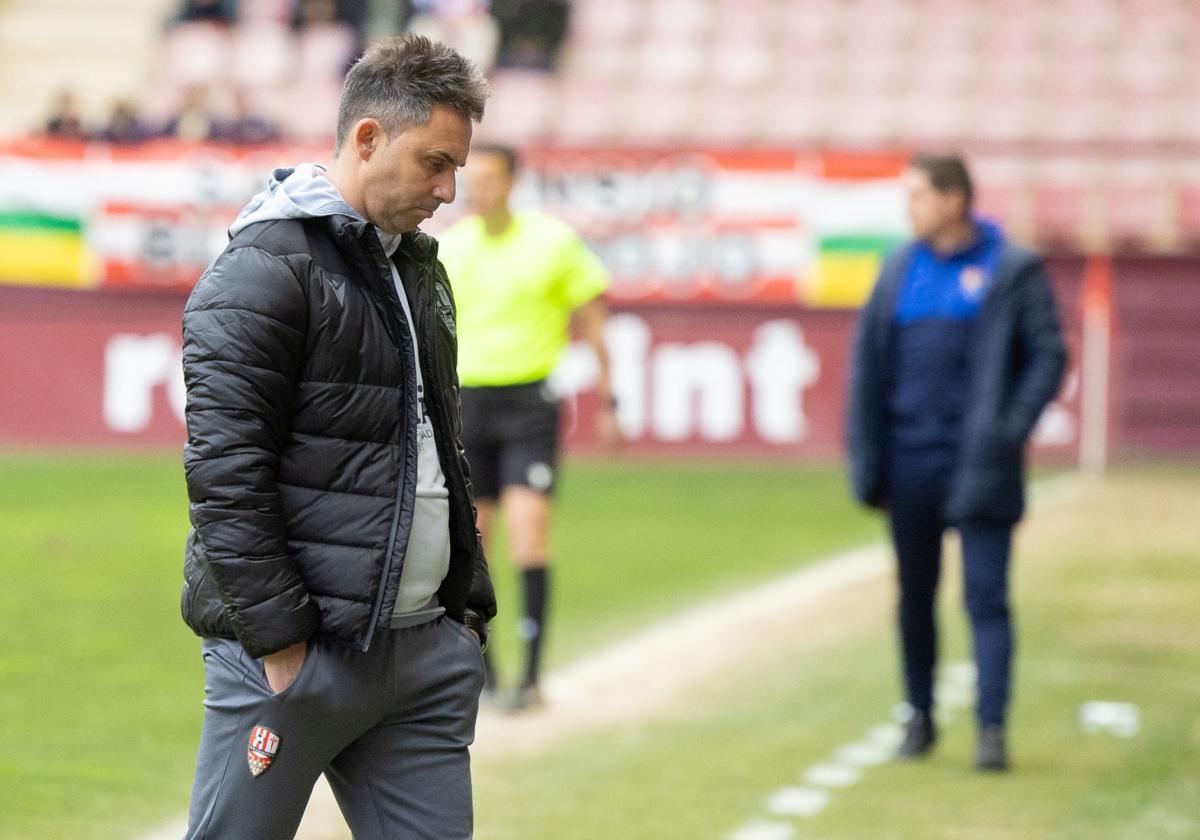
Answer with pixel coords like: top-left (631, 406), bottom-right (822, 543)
top-left (0, 140), bottom-right (910, 306)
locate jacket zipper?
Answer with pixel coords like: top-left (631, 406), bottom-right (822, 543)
top-left (363, 427), bottom-right (407, 652)
top-left (417, 272), bottom-right (477, 611)
top-left (360, 246), bottom-right (418, 652)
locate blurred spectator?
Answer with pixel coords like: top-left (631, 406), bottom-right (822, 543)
top-left (43, 90), bottom-right (86, 140)
top-left (212, 90), bottom-right (282, 144)
top-left (491, 0), bottom-right (569, 71)
top-left (295, 0), bottom-right (339, 28)
top-left (292, 0), bottom-right (371, 32)
top-left (177, 0), bottom-right (237, 25)
top-left (333, 0), bottom-right (372, 34)
top-left (363, 0), bottom-right (416, 40)
top-left (99, 100), bottom-right (153, 145)
top-left (162, 84), bottom-right (219, 142)
top-left (407, 0), bottom-right (498, 73)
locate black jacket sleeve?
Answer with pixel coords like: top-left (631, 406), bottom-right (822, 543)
top-left (1002, 257), bottom-right (1068, 446)
top-left (846, 247), bottom-right (907, 509)
top-left (181, 244), bottom-right (320, 659)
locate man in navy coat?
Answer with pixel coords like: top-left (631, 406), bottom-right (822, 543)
top-left (846, 155), bottom-right (1066, 771)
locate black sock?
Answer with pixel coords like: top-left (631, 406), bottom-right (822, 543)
top-left (520, 566), bottom-right (549, 689)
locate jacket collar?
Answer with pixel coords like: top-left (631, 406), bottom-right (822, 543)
top-left (324, 214), bottom-right (439, 264)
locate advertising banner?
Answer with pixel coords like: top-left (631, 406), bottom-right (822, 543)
top-left (0, 281), bottom-right (1084, 463)
top-left (0, 141), bottom-right (908, 307)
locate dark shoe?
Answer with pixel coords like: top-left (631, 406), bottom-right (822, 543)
top-left (896, 710), bottom-right (937, 759)
top-left (975, 724), bottom-right (1009, 772)
top-left (497, 684), bottom-right (544, 714)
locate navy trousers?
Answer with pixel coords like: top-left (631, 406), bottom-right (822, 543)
top-left (887, 449), bottom-right (1014, 727)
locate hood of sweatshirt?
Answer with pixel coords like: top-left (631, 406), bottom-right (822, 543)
top-left (228, 163), bottom-right (403, 254)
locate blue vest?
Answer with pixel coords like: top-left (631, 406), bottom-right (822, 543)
top-left (888, 220), bottom-right (1004, 451)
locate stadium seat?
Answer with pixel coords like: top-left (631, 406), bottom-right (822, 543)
top-left (776, 54), bottom-right (834, 99)
top-left (295, 22), bottom-right (357, 83)
top-left (551, 82), bottom-right (619, 146)
top-left (711, 42), bottom-right (773, 91)
top-left (693, 86), bottom-right (762, 145)
top-left (622, 83), bottom-right (698, 145)
top-left (761, 86), bottom-right (832, 144)
top-left (1173, 94), bottom-right (1200, 145)
top-left (908, 49), bottom-right (977, 95)
top-left (963, 92), bottom-right (1034, 144)
top-left (239, 0), bottom-right (293, 25)
top-left (893, 89), bottom-right (969, 147)
top-left (713, 0), bottom-right (774, 40)
top-left (825, 81), bottom-right (900, 146)
top-left (281, 78), bottom-right (342, 142)
top-left (570, 0), bottom-right (638, 44)
top-left (1032, 159), bottom-right (1090, 247)
top-left (159, 23), bottom-right (230, 86)
top-left (972, 155), bottom-right (1032, 228)
top-left (1036, 96), bottom-right (1109, 144)
top-left (647, 0), bottom-right (713, 40)
top-left (781, 6), bottom-right (840, 50)
top-left (638, 38), bottom-right (705, 86)
top-left (1111, 90), bottom-right (1177, 145)
top-left (1105, 157), bottom-right (1169, 249)
top-left (230, 23), bottom-right (294, 89)
top-left (480, 71), bottom-right (557, 144)
top-left (560, 38), bottom-right (631, 85)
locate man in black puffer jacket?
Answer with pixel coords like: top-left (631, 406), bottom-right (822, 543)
top-left (180, 35), bottom-right (496, 839)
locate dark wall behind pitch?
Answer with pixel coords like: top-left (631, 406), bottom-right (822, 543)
top-left (0, 255), bottom-right (1196, 459)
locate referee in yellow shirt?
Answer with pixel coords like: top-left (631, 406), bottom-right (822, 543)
top-left (439, 143), bottom-right (618, 711)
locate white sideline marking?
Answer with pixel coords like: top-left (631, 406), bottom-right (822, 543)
top-left (730, 660), bottom-right (977, 837)
top-left (866, 724), bottom-right (903, 749)
top-left (833, 742), bottom-right (892, 767)
top-left (726, 818), bottom-right (796, 840)
top-left (135, 818), bottom-right (185, 840)
top-left (804, 763), bottom-right (861, 787)
top-left (766, 786), bottom-right (831, 817)
top-left (1080, 701), bottom-right (1141, 737)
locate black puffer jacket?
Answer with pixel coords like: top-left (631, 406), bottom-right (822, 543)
top-left (181, 212), bottom-right (496, 659)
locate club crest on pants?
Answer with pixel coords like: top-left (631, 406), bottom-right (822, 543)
top-left (247, 725), bottom-right (280, 777)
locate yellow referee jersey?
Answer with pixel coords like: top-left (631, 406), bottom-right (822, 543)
top-left (437, 210), bottom-right (610, 387)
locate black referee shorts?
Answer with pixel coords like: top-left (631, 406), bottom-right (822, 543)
top-left (459, 379), bottom-right (562, 500)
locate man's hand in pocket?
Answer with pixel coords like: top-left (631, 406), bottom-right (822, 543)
top-left (263, 640), bottom-right (307, 694)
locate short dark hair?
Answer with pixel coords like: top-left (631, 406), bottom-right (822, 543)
top-left (334, 34), bottom-right (488, 154)
top-left (910, 154), bottom-right (974, 211)
top-left (471, 142), bottom-right (519, 175)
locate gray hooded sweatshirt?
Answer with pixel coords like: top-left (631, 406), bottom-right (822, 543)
top-left (231, 164), bottom-right (451, 627)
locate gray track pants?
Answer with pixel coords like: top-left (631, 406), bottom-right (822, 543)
top-left (184, 616), bottom-right (484, 839)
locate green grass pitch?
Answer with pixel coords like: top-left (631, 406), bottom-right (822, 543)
top-left (0, 453), bottom-right (1196, 839)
